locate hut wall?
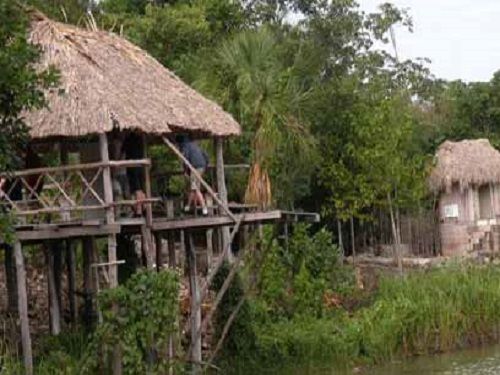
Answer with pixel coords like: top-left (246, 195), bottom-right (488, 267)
top-left (438, 185), bottom-right (472, 256)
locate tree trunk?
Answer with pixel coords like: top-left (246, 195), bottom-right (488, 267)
top-left (337, 220), bottom-right (344, 257)
top-left (350, 216), bottom-right (355, 259)
top-left (387, 192), bottom-right (403, 276)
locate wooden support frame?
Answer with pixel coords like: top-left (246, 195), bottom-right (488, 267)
top-left (14, 241), bottom-right (33, 375)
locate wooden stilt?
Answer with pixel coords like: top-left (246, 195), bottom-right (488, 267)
top-left (66, 240), bottom-right (78, 323)
top-left (141, 225), bottom-right (155, 269)
top-left (206, 195), bottom-right (214, 272)
top-left (180, 230), bottom-right (186, 271)
top-left (167, 232), bottom-right (176, 269)
top-left (186, 232), bottom-right (202, 371)
top-left (82, 237), bottom-right (95, 328)
top-left (53, 242), bottom-right (63, 318)
top-left (4, 245), bottom-right (18, 314)
top-left (14, 241), bottom-right (33, 375)
top-left (155, 233), bottom-right (163, 271)
top-left (47, 243), bottom-right (61, 335)
top-left (215, 138), bottom-right (232, 262)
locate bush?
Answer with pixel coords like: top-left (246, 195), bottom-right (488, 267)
top-left (85, 269), bottom-right (180, 374)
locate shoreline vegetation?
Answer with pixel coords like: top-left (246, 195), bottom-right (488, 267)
top-left (234, 263), bottom-right (500, 374)
top-left (3, 227), bottom-right (500, 373)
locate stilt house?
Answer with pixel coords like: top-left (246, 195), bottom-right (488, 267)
top-left (430, 139), bottom-right (500, 256)
top-left (1, 12), bottom-right (318, 373)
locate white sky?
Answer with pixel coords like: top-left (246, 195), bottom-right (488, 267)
top-left (358, 0), bottom-right (500, 82)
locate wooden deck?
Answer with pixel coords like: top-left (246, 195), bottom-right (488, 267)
top-left (11, 210), bottom-right (320, 242)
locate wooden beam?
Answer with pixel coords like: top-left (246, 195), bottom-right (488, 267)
top-left (162, 137), bottom-right (237, 222)
top-left (153, 211), bottom-right (282, 231)
top-left (14, 241), bottom-right (33, 375)
top-left (0, 159), bottom-right (151, 178)
top-left (16, 224), bottom-right (120, 241)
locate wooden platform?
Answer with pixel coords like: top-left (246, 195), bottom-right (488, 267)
top-left (11, 210), bottom-right (320, 242)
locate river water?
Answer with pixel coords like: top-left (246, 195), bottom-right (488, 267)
top-left (281, 345), bottom-right (500, 375)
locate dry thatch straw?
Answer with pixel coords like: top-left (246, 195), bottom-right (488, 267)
top-left (429, 139), bottom-right (500, 193)
top-left (24, 12), bottom-right (241, 140)
top-left (245, 163), bottom-right (272, 209)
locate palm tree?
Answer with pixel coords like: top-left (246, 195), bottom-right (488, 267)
top-left (197, 28), bottom-right (313, 208)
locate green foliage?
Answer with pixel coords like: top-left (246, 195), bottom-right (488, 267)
top-left (257, 224), bottom-right (353, 319)
top-left (0, 1), bottom-right (56, 171)
top-left (85, 270), bottom-right (180, 374)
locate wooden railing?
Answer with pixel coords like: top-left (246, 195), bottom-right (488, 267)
top-left (0, 159), bottom-right (152, 222)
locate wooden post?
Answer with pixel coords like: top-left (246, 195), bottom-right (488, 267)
top-left (47, 243), bottom-right (61, 336)
top-left (4, 245), bottom-right (18, 314)
top-left (82, 237), bottom-right (95, 328)
top-left (205, 195), bottom-right (214, 272)
top-left (14, 241), bottom-right (33, 375)
top-left (99, 133), bottom-right (118, 287)
top-left (215, 138), bottom-right (232, 262)
top-left (155, 233), bottom-right (163, 271)
top-left (186, 232), bottom-right (202, 371)
top-left (66, 240), bottom-right (78, 323)
top-left (99, 133), bottom-right (122, 375)
top-left (166, 200), bottom-right (177, 269)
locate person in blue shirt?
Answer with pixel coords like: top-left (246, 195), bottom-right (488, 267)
top-left (176, 135), bottom-right (209, 215)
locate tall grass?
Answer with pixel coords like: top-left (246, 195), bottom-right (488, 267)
top-left (236, 263), bottom-right (500, 372)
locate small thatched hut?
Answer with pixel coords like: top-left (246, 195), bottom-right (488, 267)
top-left (430, 139), bottom-right (500, 256)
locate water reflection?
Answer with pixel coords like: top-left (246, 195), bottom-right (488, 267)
top-left (282, 345), bottom-right (500, 375)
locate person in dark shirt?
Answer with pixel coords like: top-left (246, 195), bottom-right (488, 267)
top-left (176, 135), bottom-right (209, 215)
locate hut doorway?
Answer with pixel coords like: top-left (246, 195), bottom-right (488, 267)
top-left (478, 184), bottom-right (493, 219)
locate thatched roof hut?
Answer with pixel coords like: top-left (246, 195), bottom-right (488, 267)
top-left (429, 139), bottom-right (500, 193)
top-left (25, 13), bottom-right (240, 140)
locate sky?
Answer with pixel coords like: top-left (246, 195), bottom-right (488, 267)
top-left (358, 0), bottom-right (500, 82)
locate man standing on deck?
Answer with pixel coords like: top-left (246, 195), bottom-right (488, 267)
top-left (176, 135), bottom-right (209, 216)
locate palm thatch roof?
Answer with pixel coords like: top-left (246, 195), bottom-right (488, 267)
top-left (24, 13), bottom-right (240, 139)
top-left (429, 139), bottom-right (500, 193)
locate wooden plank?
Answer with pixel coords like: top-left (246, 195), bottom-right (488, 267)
top-left (16, 224), bottom-right (120, 241)
top-left (152, 211), bottom-right (282, 231)
top-left (14, 241), bottom-right (33, 375)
